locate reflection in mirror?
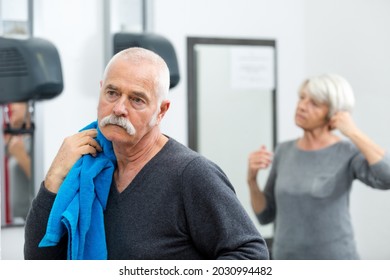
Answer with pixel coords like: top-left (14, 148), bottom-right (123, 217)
top-left (2, 101), bottom-right (34, 225)
top-left (187, 37), bottom-right (277, 245)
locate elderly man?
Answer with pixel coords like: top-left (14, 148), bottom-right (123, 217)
top-left (24, 47), bottom-right (269, 260)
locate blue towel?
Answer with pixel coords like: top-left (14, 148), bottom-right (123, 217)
top-left (39, 121), bottom-right (116, 259)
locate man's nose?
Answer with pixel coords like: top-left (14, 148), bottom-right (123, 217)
top-left (112, 97), bottom-right (128, 116)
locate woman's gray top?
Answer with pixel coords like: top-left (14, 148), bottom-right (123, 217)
top-left (257, 140), bottom-right (390, 259)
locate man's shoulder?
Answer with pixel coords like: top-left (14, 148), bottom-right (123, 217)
top-left (164, 137), bottom-right (218, 172)
top-left (164, 136), bottom-right (202, 162)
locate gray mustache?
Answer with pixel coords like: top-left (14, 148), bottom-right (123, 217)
top-left (99, 115), bottom-right (136, 135)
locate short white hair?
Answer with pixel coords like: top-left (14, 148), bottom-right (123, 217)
top-left (103, 47), bottom-right (170, 104)
top-left (301, 73), bottom-right (355, 118)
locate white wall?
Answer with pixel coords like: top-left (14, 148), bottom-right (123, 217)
top-left (153, 0), bottom-right (305, 145)
top-left (33, 0), bottom-right (106, 173)
top-left (304, 0), bottom-right (390, 259)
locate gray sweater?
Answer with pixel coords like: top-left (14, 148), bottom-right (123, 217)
top-left (257, 140), bottom-right (390, 259)
top-left (24, 137), bottom-right (269, 260)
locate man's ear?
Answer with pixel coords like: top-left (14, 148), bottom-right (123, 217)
top-left (100, 80), bottom-right (103, 88)
top-left (157, 100), bottom-right (170, 124)
top-left (160, 100), bottom-right (170, 116)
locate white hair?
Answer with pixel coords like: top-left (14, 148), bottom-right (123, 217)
top-left (300, 73), bottom-right (355, 118)
top-left (103, 47), bottom-right (170, 105)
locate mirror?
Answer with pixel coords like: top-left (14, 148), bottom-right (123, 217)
top-left (1, 102), bottom-right (34, 225)
top-left (187, 37), bottom-right (277, 241)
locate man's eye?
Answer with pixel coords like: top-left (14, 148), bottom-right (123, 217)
top-left (130, 96), bottom-right (146, 108)
top-left (106, 91), bottom-right (119, 99)
top-left (132, 97), bottom-right (143, 103)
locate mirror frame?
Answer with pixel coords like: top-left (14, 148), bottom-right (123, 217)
top-left (187, 36), bottom-right (278, 151)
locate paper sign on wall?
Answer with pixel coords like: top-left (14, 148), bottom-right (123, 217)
top-left (230, 46), bottom-right (275, 91)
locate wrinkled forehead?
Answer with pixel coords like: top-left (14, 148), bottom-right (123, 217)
top-left (108, 56), bottom-right (157, 74)
top-left (101, 59), bottom-right (159, 101)
top-left (106, 58), bottom-right (156, 82)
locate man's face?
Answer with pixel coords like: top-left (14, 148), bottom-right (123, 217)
top-left (97, 59), bottom-right (163, 146)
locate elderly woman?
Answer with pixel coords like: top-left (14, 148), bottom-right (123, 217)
top-left (247, 73), bottom-right (390, 259)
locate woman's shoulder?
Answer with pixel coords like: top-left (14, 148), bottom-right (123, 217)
top-left (275, 139), bottom-right (297, 152)
top-left (271, 140), bottom-right (298, 163)
top-left (334, 139), bottom-right (359, 154)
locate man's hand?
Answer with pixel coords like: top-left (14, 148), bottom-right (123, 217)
top-left (44, 129), bottom-right (102, 193)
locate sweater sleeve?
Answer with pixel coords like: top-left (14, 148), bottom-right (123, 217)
top-left (24, 182), bottom-right (68, 260)
top-left (255, 143), bottom-right (284, 225)
top-left (256, 161), bottom-right (277, 225)
top-left (181, 156), bottom-right (269, 260)
top-left (352, 152), bottom-right (390, 190)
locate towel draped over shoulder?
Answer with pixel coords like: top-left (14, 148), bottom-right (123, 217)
top-left (39, 121), bottom-right (116, 260)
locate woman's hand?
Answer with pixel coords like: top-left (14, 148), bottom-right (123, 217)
top-left (330, 111), bottom-right (385, 164)
top-left (44, 129), bottom-right (102, 193)
top-left (247, 145), bottom-right (273, 182)
top-left (329, 111), bottom-right (359, 137)
top-left (247, 145), bottom-right (272, 214)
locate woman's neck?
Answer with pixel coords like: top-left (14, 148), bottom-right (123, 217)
top-left (298, 128), bottom-right (340, 151)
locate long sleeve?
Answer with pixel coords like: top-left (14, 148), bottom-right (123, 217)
top-left (351, 152), bottom-right (390, 189)
top-left (255, 143), bottom-right (284, 225)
